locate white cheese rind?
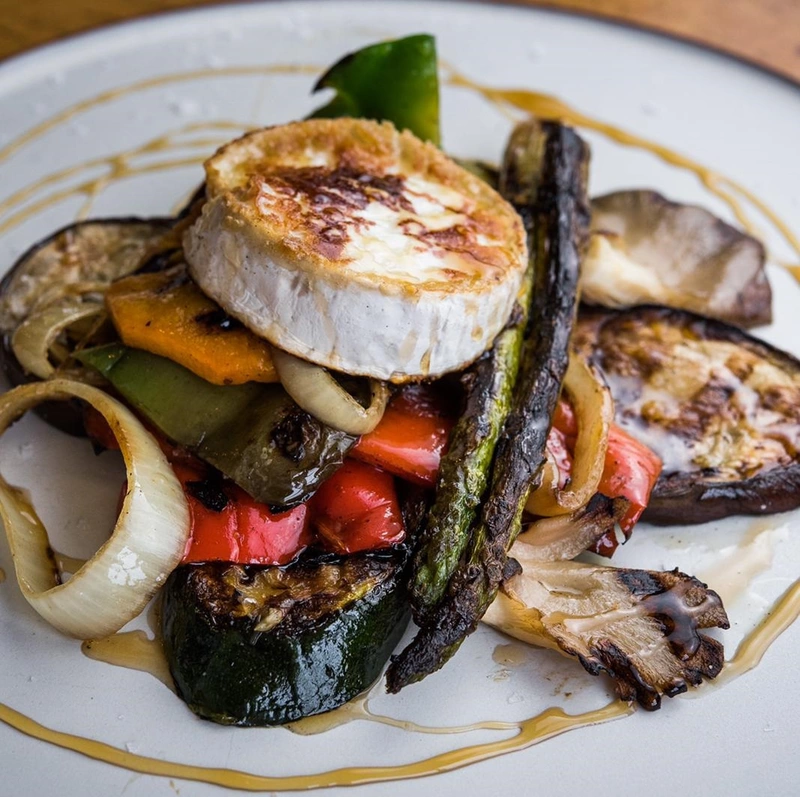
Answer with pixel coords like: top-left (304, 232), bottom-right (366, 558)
top-left (186, 196), bottom-right (523, 381)
top-left (185, 119), bottom-right (528, 381)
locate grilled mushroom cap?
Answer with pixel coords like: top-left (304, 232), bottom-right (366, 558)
top-left (583, 190), bottom-right (771, 328)
top-left (484, 559), bottom-right (729, 710)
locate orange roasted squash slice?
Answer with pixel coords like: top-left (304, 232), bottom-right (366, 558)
top-left (105, 270), bottom-right (278, 385)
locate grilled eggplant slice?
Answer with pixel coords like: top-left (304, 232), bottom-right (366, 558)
top-left (162, 550), bottom-right (410, 726)
top-left (0, 218), bottom-right (176, 434)
top-left (0, 218), bottom-right (175, 337)
top-left (575, 306), bottom-right (800, 524)
top-left (583, 190), bottom-right (771, 328)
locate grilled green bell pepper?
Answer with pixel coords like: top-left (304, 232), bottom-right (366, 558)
top-left (78, 344), bottom-right (356, 508)
top-left (309, 34), bottom-right (440, 145)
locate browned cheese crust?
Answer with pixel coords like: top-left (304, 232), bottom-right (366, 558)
top-left (202, 118), bottom-right (525, 294)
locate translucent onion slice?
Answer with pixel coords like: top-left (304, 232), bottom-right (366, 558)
top-left (0, 379), bottom-right (190, 638)
top-left (11, 301), bottom-right (103, 379)
top-left (29, 279), bottom-right (111, 315)
top-left (271, 346), bottom-right (390, 435)
top-left (526, 354), bottom-right (612, 516)
top-left (515, 495), bottom-right (629, 563)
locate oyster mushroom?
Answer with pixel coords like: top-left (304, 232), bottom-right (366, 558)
top-left (483, 560), bottom-right (729, 710)
top-left (583, 190), bottom-right (771, 328)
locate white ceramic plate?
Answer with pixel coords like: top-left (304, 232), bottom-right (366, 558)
top-left (1, 3), bottom-right (800, 795)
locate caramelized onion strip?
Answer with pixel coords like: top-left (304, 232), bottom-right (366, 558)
top-left (526, 355), bottom-right (612, 516)
top-left (11, 300), bottom-right (103, 379)
top-left (0, 379), bottom-right (190, 638)
top-left (515, 495), bottom-right (629, 563)
top-left (271, 346), bottom-right (389, 435)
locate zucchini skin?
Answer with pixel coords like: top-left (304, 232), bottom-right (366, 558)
top-left (162, 554), bottom-right (410, 726)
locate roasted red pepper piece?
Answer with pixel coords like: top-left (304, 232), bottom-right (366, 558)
top-left (311, 459), bottom-right (405, 554)
top-left (598, 425), bottom-right (663, 536)
top-left (550, 398), bottom-right (662, 555)
top-left (83, 404), bottom-right (120, 452)
top-left (86, 406), bottom-right (401, 562)
top-left (552, 397), bottom-right (578, 437)
top-left (546, 425), bottom-right (573, 490)
top-left (175, 463), bottom-right (312, 565)
top-left (352, 385), bottom-right (453, 487)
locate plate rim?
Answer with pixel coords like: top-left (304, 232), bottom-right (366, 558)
top-left (0, 0), bottom-right (798, 93)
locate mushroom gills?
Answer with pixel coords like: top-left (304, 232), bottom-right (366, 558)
top-left (483, 559), bottom-right (729, 710)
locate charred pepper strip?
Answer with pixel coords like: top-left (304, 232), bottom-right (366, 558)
top-left (386, 119), bottom-right (590, 691)
top-left (77, 343), bottom-right (357, 509)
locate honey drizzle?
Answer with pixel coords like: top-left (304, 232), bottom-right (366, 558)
top-left (0, 63), bottom-right (798, 791)
top-left (0, 700), bottom-right (631, 791)
top-left (696, 519), bottom-right (780, 608)
top-left (0, 65), bottom-right (319, 167)
top-left (80, 631), bottom-right (174, 692)
top-left (445, 71), bottom-right (800, 269)
top-left (0, 64), bottom-right (796, 273)
top-left (0, 121), bottom-right (248, 235)
top-left (3, 572), bottom-right (798, 791)
top-left (288, 692), bottom-right (519, 737)
top-left (718, 577), bottom-right (800, 685)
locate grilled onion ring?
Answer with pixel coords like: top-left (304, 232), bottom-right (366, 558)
top-left (0, 379), bottom-right (190, 638)
top-left (271, 346), bottom-right (389, 435)
top-left (526, 354), bottom-right (612, 516)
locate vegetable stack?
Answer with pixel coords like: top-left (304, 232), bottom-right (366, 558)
top-left (3, 32), bottom-right (782, 729)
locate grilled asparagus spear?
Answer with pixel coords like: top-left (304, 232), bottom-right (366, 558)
top-left (409, 269), bottom-right (534, 619)
top-left (408, 153), bottom-right (526, 619)
top-left (386, 119), bottom-right (590, 691)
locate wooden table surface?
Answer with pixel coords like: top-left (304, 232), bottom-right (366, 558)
top-left (0, 0), bottom-right (799, 86)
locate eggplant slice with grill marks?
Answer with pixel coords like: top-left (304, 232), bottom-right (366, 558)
top-left (0, 218), bottom-right (179, 434)
top-left (574, 305), bottom-right (800, 524)
top-left (0, 217), bottom-right (177, 337)
top-left (483, 560), bottom-right (729, 710)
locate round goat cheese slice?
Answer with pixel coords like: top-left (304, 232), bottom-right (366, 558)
top-left (184, 118), bottom-right (528, 381)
